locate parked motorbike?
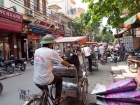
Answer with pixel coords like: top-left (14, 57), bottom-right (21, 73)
top-left (9, 55), bottom-right (27, 71)
top-left (127, 58), bottom-right (140, 73)
top-left (30, 56), bottom-right (34, 65)
top-left (124, 52), bottom-right (136, 63)
top-left (110, 51), bottom-right (118, 63)
top-left (0, 82), bottom-right (3, 94)
top-left (0, 57), bottom-right (14, 74)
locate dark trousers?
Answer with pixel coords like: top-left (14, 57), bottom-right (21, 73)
top-left (49, 74), bottom-right (63, 99)
top-left (119, 53), bottom-right (124, 61)
top-left (36, 74), bottom-right (62, 99)
top-left (87, 55), bottom-right (92, 72)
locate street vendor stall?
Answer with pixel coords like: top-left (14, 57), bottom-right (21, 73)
top-left (123, 13), bottom-right (140, 51)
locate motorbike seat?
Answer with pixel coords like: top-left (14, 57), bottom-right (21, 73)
top-left (4, 60), bottom-right (12, 64)
top-left (127, 59), bottom-right (140, 63)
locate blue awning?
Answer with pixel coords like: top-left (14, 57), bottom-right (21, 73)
top-left (28, 25), bottom-right (47, 35)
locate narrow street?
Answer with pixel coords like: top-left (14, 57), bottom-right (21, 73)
top-left (0, 60), bottom-right (125, 105)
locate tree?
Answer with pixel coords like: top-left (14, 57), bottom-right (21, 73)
top-left (82, 0), bottom-right (140, 28)
top-left (72, 13), bottom-right (100, 36)
top-left (94, 29), bottom-right (114, 44)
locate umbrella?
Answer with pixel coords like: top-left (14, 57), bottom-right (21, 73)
top-left (124, 13), bottom-right (140, 28)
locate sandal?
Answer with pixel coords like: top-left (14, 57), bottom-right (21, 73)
top-left (59, 97), bottom-right (64, 103)
top-left (55, 97), bottom-right (64, 104)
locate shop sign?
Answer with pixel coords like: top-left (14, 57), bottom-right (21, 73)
top-left (46, 28), bottom-right (64, 36)
top-left (0, 7), bottom-right (23, 22)
top-left (0, 17), bottom-right (22, 32)
top-left (136, 27), bottom-right (140, 37)
top-left (29, 27), bottom-right (47, 35)
top-left (34, 19), bottom-right (51, 28)
top-left (0, 7), bottom-right (23, 32)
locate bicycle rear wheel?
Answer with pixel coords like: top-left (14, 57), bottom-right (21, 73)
top-left (25, 97), bottom-right (49, 105)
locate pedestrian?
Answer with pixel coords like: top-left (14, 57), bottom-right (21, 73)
top-left (81, 45), bottom-right (92, 72)
top-left (34, 35), bottom-right (72, 104)
top-left (99, 44), bottom-right (105, 62)
top-left (64, 44), bottom-right (74, 58)
top-left (118, 42), bottom-right (125, 61)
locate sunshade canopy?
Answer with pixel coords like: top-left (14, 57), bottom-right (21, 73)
top-left (86, 42), bottom-right (98, 45)
top-left (124, 13), bottom-right (140, 28)
top-left (55, 36), bottom-right (87, 44)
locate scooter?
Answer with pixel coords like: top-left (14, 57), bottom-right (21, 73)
top-left (127, 58), bottom-right (140, 73)
top-left (110, 51), bottom-right (118, 63)
top-left (0, 57), bottom-right (15, 74)
top-left (9, 55), bottom-right (27, 71)
top-left (30, 56), bottom-right (34, 65)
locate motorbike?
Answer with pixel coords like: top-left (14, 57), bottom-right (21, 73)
top-left (106, 50), bottom-right (111, 57)
top-left (110, 50), bottom-right (118, 63)
top-left (30, 56), bottom-right (34, 65)
top-left (0, 57), bottom-right (15, 74)
top-left (9, 55), bottom-right (27, 71)
top-left (127, 58), bottom-right (140, 73)
top-left (0, 82), bottom-right (3, 94)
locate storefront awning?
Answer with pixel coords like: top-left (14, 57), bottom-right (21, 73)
top-left (124, 13), bottom-right (140, 28)
top-left (55, 36), bottom-right (87, 44)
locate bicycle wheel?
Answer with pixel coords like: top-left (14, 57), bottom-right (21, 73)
top-left (81, 78), bottom-right (88, 105)
top-left (26, 97), bottom-right (49, 105)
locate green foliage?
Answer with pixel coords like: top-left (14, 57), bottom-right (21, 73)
top-left (82, 0), bottom-right (140, 28)
top-left (94, 34), bottom-right (102, 42)
top-left (94, 30), bottom-right (114, 44)
top-left (72, 13), bottom-right (100, 36)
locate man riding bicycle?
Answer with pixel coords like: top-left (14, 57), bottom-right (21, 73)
top-left (33, 35), bottom-right (71, 104)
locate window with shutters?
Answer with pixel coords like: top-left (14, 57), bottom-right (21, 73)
top-left (34, 0), bottom-right (40, 11)
top-left (24, 0), bottom-right (30, 8)
top-left (42, 0), bottom-right (46, 15)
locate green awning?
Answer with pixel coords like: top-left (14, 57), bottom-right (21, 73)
top-left (124, 13), bottom-right (140, 28)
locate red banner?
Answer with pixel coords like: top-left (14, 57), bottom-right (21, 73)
top-left (0, 17), bottom-right (22, 32)
top-left (0, 7), bottom-right (23, 22)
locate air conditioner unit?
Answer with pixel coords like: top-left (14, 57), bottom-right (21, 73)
top-left (26, 9), bottom-right (34, 17)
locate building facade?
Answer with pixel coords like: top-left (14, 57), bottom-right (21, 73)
top-left (0, 0), bottom-right (73, 59)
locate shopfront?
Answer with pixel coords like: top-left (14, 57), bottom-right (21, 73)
top-left (27, 25), bottom-right (47, 58)
top-left (0, 7), bottom-right (23, 60)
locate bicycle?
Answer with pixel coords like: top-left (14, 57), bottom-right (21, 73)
top-left (24, 84), bottom-right (55, 105)
top-left (23, 65), bottom-right (88, 105)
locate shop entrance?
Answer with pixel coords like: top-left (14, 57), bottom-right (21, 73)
top-left (0, 38), bottom-right (5, 60)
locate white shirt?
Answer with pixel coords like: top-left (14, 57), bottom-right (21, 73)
top-left (81, 47), bottom-right (91, 57)
top-left (94, 46), bottom-right (98, 52)
top-left (99, 46), bottom-right (105, 55)
top-left (34, 47), bottom-right (63, 85)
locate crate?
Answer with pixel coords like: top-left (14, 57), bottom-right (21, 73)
top-left (62, 89), bottom-right (78, 97)
top-left (62, 77), bottom-right (78, 90)
top-left (53, 66), bottom-right (78, 78)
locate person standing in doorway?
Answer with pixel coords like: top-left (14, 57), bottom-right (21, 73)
top-left (28, 42), bottom-right (33, 58)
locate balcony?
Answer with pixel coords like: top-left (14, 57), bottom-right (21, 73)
top-left (9, 0), bottom-right (62, 22)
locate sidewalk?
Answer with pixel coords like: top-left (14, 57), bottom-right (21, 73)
top-left (0, 63), bottom-right (33, 80)
top-left (117, 61), bottom-right (137, 78)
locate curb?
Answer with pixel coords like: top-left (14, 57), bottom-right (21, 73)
top-left (0, 68), bottom-right (32, 80)
top-left (0, 73), bottom-right (22, 80)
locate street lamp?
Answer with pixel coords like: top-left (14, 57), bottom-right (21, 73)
top-left (7, 6), bottom-right (17, 12)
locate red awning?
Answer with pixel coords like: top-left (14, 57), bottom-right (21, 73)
top-left (55, 36), bottom-right (87, 44)
top-left (86, 42), bottom-right (98, 45)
